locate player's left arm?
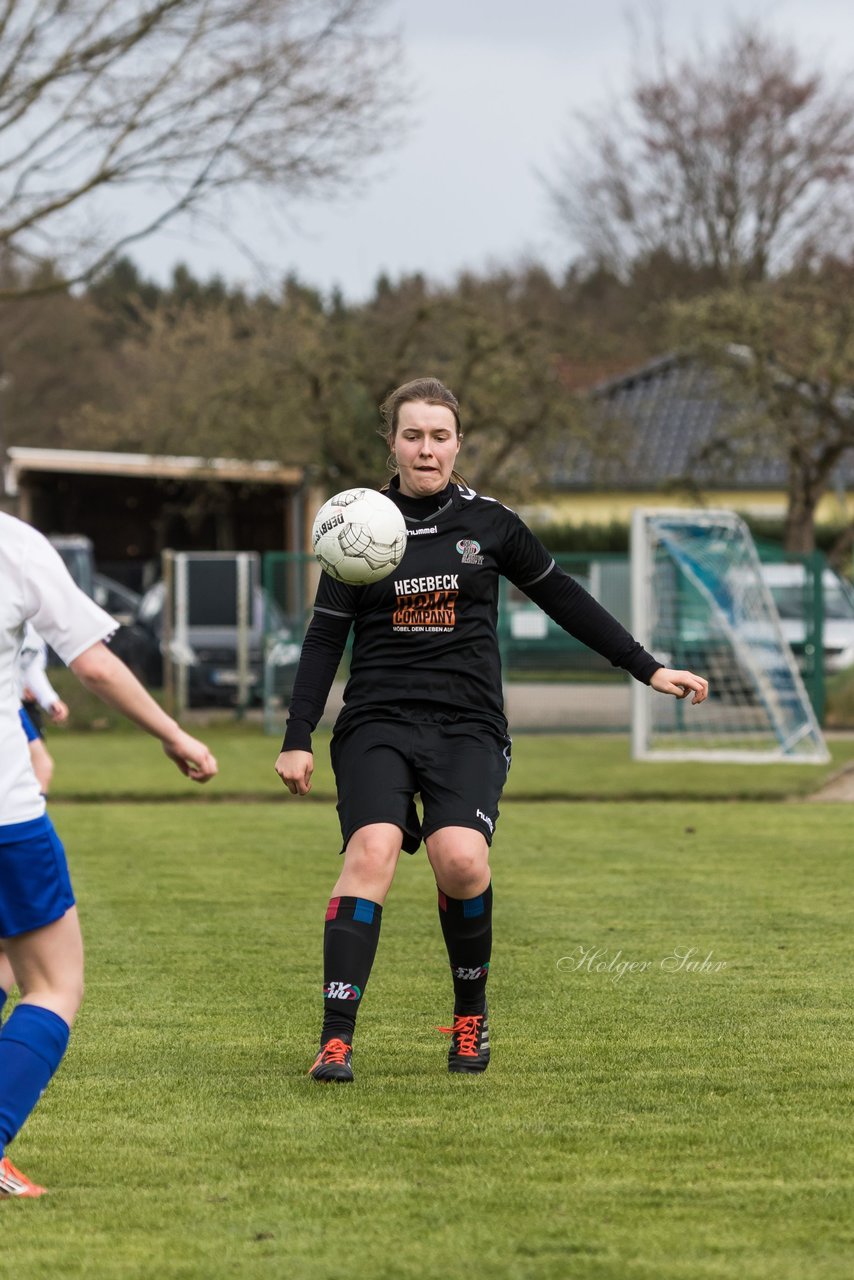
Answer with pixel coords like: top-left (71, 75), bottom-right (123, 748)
top-left (501, 516), bottom-right (709, 697)
top-left (649, 667), bottom-right (708, 704)
top-left (70, 641), bottom-right (217, 781)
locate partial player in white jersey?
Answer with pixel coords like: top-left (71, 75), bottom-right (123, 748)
top-left (17, 622), bottom-right (68, 726)
top-left (0, 513), bottom-right (218, 1199)
top-left (16, 623), bottom-right (69, 793)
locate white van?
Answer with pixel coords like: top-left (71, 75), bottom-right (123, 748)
top-left (761, 562), bottom-right (854, 673)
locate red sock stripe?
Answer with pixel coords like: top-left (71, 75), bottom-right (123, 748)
top-left (437, 890), bottom-right (448, 912)
top-left (325, 897), bottom-right (341, 921)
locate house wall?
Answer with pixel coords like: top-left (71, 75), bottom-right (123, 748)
top-left (522, 490), bottom-right (854, 528)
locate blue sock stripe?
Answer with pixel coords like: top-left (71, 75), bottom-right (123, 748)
top-left (352, 898), bottom-right (376, 925)
top-left (463, 895), bottom-right (485, 919)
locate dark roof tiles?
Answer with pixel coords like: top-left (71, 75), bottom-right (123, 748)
top-left (553, 354), bottom-right (854, 491)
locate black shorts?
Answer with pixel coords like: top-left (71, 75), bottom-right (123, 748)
top-left (330, 719), bottom-right (512, 854)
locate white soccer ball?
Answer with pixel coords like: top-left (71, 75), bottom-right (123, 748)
top-left (312, 487), bottom-right (407, 585)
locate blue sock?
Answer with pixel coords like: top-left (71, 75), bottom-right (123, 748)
top-left (0, 1004), bottom-right (70, 1156)
top-left (0, 988), bottom-right (6, 1021)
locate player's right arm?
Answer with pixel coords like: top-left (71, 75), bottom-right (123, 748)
top-left (70, 641), bottom-right (217, 782)
top-left (275, 750), bottom-right (314, 795)
top-left (275, 584), bottom-right (354, 796)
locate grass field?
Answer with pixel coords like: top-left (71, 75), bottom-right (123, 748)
top-left (3, 732), bottom-right (852, 1278)
top-left (46, 724), bottom-right (854, 802)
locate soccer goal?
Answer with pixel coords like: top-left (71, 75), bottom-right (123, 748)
top-left (630, 509), bottom-right (829, 763)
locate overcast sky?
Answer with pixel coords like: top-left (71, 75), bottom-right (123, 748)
top-left (131, 0), bottom-right (854, 300)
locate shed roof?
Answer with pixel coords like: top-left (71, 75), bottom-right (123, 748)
top-left (3, 446), bottom-right (303, 495)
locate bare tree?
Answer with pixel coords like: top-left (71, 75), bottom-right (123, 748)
top-left (671, 270), bottom-right (854, 555)
top-left (547, 20), bottom-right (854, 283)
top-left (51, 266), bottom-right (586, 502)
top-left (0, 0), bottom-right (404, 296)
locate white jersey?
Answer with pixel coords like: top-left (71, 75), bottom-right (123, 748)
top-left (17, 622), bottom-right (61, 711)
top-left (0, 513), bottom-right (115, 825)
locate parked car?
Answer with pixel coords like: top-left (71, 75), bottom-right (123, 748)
top-left (48, 534), bottom-right (95, 597)
top-left (760, 562), bottom-right (854, 674)
top-left (93, 573), bottom-right (142, 627)
top-left (108, 580), bottom-right (302, 706)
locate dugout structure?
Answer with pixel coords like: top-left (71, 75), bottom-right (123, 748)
top-left (630, 509), bottom-right (829, 764)
top-left (163, 550), bottom-right (259, 715)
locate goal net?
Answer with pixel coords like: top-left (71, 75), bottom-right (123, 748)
top-left (630, 509), bottom-right (829, 763)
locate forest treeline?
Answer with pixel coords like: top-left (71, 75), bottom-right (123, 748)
top-left (2, 16), bottom-right (854, 552)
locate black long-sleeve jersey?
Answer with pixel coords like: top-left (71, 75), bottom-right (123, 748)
top-left (282, 479), bottom-right (662, 752)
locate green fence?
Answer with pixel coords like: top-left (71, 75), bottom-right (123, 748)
top-left (261, 547), bottom-right (830, 735)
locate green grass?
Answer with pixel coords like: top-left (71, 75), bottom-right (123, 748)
top-left (2, 795), bottom-right (852, 1278)
top-left (825, 666), bottom-right (854, 728)
top-left (45, 724), bottom-right (854, 802)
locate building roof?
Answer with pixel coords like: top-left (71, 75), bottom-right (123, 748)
top-left (552, 353), bottom-right (854, 491)
top-left (3, 446), bottom-right (304, 496)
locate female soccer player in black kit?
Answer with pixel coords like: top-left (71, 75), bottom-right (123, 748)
top-left (275, 377), bottom-right (708, 1083)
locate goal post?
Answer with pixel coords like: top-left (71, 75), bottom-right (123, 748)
top-left (630, 509), bottom-right (829, 764)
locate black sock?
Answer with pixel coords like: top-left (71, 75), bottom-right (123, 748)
top-left (320, 896), bottom-right (383, 1046)
top-left (437, 882), bottom-right (492, 1015)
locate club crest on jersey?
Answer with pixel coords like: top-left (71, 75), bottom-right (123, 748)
top-left (456, 538), bottom-right (484, 566)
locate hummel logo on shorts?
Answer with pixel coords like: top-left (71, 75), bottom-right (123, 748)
top-left (476, 808), bottom-right (494, 834)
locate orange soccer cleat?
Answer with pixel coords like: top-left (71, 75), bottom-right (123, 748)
top-left (308, 1037), bottom-right (354, 1083)
top-left (439, 1005), bottom-right (490, 1074)
top-left (0, 1156), bottom-right (47, 1198)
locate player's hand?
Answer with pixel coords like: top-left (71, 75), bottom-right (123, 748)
top-left (162, 729), bottom-right (218, 782)
top-left (649, 668), bottom-right (709, 704)
top-left (275, 750), bottom-right (313, 796)
top-left (49, 699), bottom-right (70, 725)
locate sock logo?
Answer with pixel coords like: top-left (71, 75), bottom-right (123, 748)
top-left (323, 981), bottom-right (362, 1000)
top-left (451, 964), bottom-right (490, 980)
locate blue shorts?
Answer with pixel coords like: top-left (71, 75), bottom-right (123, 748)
top-left (0, 815), bottom-right (75, 939)
top-left (19, 708), bottom-right (40, 742)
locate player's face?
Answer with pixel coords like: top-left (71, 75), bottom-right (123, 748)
top-left (392, 402), bottom-right (461, 498)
